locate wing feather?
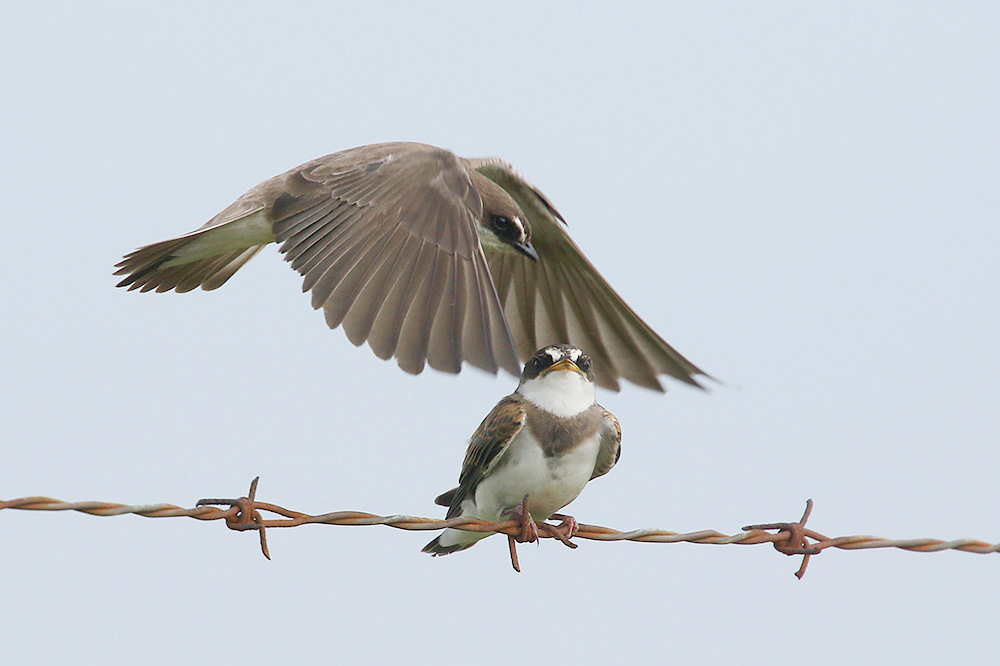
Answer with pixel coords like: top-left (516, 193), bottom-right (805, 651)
top-left (270, 143), bottom-right (518, 376)
top-left (342, 228), bottom-right (416, 351)
top-left (392, 243), bottom-right (442, 373)
top-left (591, 408), bottom-right (622, 480)
top-left (318, 223), bottom-right (400, 332)
top-left (444, 396), bottom-right (527, 518)
top-left (471, 158), bottom-right (707, 391)
top-left (364, 234), bottom-right (426, 360)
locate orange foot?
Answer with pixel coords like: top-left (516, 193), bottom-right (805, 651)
top-left (508, 494), bottom-right (538, 543)
top-left (549, 513), bottom-right (579, 539)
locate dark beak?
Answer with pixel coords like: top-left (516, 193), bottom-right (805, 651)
top-left (513, 240), bottom-right (539, 262)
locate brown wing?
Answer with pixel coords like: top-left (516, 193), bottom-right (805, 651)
top-left (115, 142), bottom-right (520, 377)
top-left (467, 157), bottom-right (707, 392)
top-left (270, 143), bottom-right (520, 376)
top-left (591, 408), bottom-right (622, 480)
top-left (441, 395), bottom-right (526, 519)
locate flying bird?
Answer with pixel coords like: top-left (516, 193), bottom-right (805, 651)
top-left (115, 142), bottom-right (705, 391)
top-left (423, 344), bottom-right (621, 559)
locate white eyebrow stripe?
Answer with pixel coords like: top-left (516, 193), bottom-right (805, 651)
top-left (545, 347), bottom-right (561, 362)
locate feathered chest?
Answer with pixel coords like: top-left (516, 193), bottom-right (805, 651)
top-left (522, 403), bottom-right (604, 458)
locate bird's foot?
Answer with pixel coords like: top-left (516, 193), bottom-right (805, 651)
top-left (505, 495), bottom-right (538, 573)
top-left (509, 494), bottom-right (538, 544)
top-left (539, 513), bottom-right (579, 549)
top-left (504, 500), bottom-right (583, 570)
top-left (549, 513), bottom-right (579, 539)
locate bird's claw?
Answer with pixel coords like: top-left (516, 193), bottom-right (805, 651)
top-left (506, 495), bottom-right (538, 573)
top-left (512, 494), bottom-right (538, 543)
top-left (540, 513), bottom-right (579, 549)
top-left (550, 513), bottom-right (579, 539)
top-left (505, 497), bottom-right (582, 571)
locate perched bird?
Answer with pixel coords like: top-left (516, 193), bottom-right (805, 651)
top-left (423, 344), bottom-right (621, 559)
top-left (115, 142), bottom-right (705, 391)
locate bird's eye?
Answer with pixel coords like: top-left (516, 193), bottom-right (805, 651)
top-left (531, 357), bottom-right (544, 371)
top-left (492, 215), bottom-right (511, 231)
top-left (578, 355), bottom-right (591, 371)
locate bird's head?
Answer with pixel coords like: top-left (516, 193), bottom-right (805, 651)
top-left (517, 345), bottom-right (597, 417)
top-left (471, 173), bottom-right (538, 261)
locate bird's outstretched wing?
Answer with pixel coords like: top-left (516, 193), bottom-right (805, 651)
top-left (272, 143), bottom-right (518, 376)
top-left (469, 157), bottom-right (707, 392)
top-left (116, 143), bottom-right (520, 376)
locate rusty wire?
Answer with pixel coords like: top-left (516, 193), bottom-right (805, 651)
top-left (3, 478), bottom-right (998, 578)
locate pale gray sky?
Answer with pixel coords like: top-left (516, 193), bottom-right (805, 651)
top-left (2, 3), bottom-right (998, 664)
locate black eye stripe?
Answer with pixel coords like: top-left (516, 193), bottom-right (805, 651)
top-left (522, 346), bottom-right (591, 380)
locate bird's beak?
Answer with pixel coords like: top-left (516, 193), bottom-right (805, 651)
top-left (513, 239), bottom-right (539, 262)
top-left (542, 358), bottom-right (586, 377)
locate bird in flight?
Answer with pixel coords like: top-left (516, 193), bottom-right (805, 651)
top-left (423, 344), bottom-right (621, 567)
top-left (115, 142), bottom-right (705, 391)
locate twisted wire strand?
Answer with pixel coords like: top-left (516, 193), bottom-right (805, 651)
top-left (3, 484), bottom-right (998, 577)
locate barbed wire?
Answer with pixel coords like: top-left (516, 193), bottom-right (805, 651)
top-left (3, 477), bottom-right (998, 578)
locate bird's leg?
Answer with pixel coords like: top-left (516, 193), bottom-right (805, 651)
top-left (504, 495), bottom-right (539, 573)
top-left (502, 494), bottom-right (538, 543)
top-left (516, 494), bottom-right (539, 543)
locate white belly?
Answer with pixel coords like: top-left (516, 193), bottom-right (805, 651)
top-left (472, 425), bottom-right (600, 521)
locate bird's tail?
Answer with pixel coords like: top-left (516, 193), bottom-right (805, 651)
top-left (422, 528), bottom-right (492, 556)
top-left (114, 208), bottom-right (274, 293)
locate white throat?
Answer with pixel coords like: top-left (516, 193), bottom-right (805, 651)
top-left (517, 371), bottom-right (596, 418)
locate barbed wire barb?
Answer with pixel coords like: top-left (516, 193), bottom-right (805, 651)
top-left (4, 477), bottom-right (999, 577)
top-left (744, 499), bottom-right (820, 578)
top-left (196, 476), bottom-right (271, 559)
